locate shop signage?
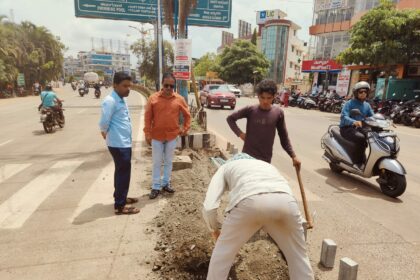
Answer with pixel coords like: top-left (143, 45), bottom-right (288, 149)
top-left (302, 60), bottom-right (342, 72)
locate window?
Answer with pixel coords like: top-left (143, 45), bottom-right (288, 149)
top-left (290, 62), bottom-right (293, 68)
top-left (292, 46), bottom-right (295, 53)
top-left (293, 30), bottom-right (297, 36)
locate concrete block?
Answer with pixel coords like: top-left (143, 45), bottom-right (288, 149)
top-left (176, 137), bottom-right (182, 149)
top-left (338, 257), bottom-right (358, 280)
top-left (192, 133), bottom-right (203, 150)
top-left (172, 156), bottom-right (192, 171)
top-left (232, 147), bottom-right (238, 154)
top-left (229, 145), bottom-right (235, 154)
top-left (320, 239), bottom-right (337, 268)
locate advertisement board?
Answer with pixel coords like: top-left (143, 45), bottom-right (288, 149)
top-left (302, 60), bottom-right (342, 72)
top-left (256, 9), bottom-right (287, 25)
top-left (174, 39), bottom-right (192, 80)
top-left (315, 0), bottom-right (344, 12)
top-left (336, 68), bottom-right (351, 96)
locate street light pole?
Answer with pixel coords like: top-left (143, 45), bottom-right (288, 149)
top-left (157, 0), bottom-right (163, 90)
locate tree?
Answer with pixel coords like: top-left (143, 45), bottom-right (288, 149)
top-left (218, 40), bottom-right (270, 85)
top-left (193, 52), bottom-right (218, 77)
top-left (337, 0), bottom-right (420, 76)
top-left (251, 28), bottom-right (257, 45)
top-left (131, 39), bottom-right (174, 82)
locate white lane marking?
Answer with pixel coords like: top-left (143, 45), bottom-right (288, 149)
top-left (69, 162), bottom-right (114, 223)
top-left (0, 161), bottom-right (83, 229)
top-left (0, 164), bottom-right (32, 184)
top-left (0, 139), bottom-right (13, 147)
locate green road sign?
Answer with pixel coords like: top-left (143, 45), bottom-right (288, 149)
top-left (17, 73), bottom-right (25, 87)
top-left (74, 0), bottom-right (231, 28)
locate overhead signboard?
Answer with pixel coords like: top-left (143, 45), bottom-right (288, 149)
top-left (174, 39), bottom-right (192, 80)
top-left (74, 0), bottom-right (232, 28)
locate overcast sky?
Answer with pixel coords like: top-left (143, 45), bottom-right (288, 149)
top-left (0, 0), bottom-right (314, 66)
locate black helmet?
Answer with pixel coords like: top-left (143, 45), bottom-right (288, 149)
top-left (45, 83), bottom-right (52, 91)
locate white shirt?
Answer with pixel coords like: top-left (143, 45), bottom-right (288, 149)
top-left (202, 159), bottom-right (293, 231)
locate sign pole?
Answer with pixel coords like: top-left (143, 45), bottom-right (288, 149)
top-left (157, 0), bottom-right (163, 90)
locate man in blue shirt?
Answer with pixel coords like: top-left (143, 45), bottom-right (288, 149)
top-left (339, 81), bottom-right (374, 166)
top-left (39, 84), bottom-right (64, 117)
top-left (99, 72), bottom-right (139, 215)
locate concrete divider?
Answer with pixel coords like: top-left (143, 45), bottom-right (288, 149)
top-left (338, 257), bottom-right (358, 280)
top-left (320, 239), bottom-right (337, 268)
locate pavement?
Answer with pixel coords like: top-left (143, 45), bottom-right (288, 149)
top-left (200, 95), bottom-right (420, 279)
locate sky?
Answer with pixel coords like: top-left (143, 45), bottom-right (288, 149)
top-left (0, 0), bottom-right (314, 66)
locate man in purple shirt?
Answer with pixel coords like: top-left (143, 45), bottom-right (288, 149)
top-left (227, 79), bottom-right (301, 168)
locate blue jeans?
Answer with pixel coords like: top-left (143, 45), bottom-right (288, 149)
top-left (108, 147), bottom-right (132, 208)
top-left (152, 138), bottom-right (177, 190)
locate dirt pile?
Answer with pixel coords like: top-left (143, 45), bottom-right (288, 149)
top-left (150, 149), bottom-right (294, 280)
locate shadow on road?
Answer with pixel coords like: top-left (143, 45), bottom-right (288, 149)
top-left (315, 168), bottom-right (403, 203)
top-left (72, 194), bottom-right (158, 225)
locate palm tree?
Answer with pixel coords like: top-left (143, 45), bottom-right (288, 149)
top-left (162, 0), bottom-right (197, 38)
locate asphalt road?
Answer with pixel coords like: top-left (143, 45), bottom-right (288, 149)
top-left (0, 86), bottom-right (161, 279)
top-left (201, 95), bottom-right (420, 279)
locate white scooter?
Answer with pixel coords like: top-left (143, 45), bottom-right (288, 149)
top-left (321, 109), bottom-right (406, 198)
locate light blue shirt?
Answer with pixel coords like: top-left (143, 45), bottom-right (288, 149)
top-left (99, 90), bottom-right (132, 148)
top-left (340, 99), bottom-right (374, 127)
top-left (40, 91), bottom-right (57, 107)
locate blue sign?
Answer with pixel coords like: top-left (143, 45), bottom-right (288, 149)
top-left (75, 0), bottom-right (231, 28)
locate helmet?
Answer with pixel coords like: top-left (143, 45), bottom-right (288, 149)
top-left (352, 81), bottom-right (370, 95)
top-left (45, 83), bottom-right (52, 91)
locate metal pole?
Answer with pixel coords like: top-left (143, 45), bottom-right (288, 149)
top-left (157, 0), bottom-right (163, 90)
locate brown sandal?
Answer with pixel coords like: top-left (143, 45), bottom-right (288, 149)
top-left (126, 197), bottom-right (139, 204)
top-left (115, 206), bottom-right (140, 215)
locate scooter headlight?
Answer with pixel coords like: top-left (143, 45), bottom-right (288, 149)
top-left (384, 136), bottom-right (394, 144)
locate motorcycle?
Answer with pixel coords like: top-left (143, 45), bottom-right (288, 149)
top-left (94, 88), bottom-right (101, 98)
top-left (71, 84), bottom-right (77, 91)
top-left (321, 109), bottom-right (406, 198)
top-left (410, 106), bottom-right (420, 128)
top-left (39, 102), bottom-right (65, 133)
top-left (78, 87), bottom-right (87, 97)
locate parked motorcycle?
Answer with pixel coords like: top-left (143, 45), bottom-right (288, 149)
top-left (39, 102), bottom-right (65, 133)
top-left (71, 84), bottom-right (77, 91)
top-left (321, 109), bottom-right (406, 198)
top-left (410, 106), bottom-right (420, 128)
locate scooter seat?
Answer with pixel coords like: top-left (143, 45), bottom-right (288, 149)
top-left (330, 126), bottom-right (360, 157)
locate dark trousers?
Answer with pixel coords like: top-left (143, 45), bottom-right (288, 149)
top-left (108, 147), bottom-right (132, 209)
top-left (340, 126), bottom-right (366, 163)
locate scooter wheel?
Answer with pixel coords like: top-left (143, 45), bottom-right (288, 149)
top-left (329, 163), bottom-right (343, 173)
top-left (379, 171), bottom-right (406, 198)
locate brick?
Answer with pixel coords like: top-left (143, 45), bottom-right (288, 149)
top-left (338, 257), bottom-right (358, 280)
top-left (320, 239), bottom-right (337, 268)
top-left (192, 133), bottom-right (203, 150)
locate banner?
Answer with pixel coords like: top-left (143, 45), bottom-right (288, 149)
top-left (315, 0), bottom-right (344, 12)
top-left (174, 39), bottom-right (192, 80)
top-left (302, 60), bottom-right (342, 73)
top-left (336, 68), bottom-right (351, 96)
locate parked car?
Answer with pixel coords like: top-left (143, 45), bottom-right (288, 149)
top-left (200, 84), bottom-right (236, 109)
top-left (227, 84), bottom-right (242, 98)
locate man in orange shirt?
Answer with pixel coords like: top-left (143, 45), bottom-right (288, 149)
top-left (144, 73), bottom-right (191, 199)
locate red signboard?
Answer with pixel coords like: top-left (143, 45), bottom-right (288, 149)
top-left (302, 60), bottom-right (342, 72)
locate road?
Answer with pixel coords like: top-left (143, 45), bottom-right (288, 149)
top-left (202, 95), bottom-right (420, 279)
top-left (0, 86), bottom-right (162, 279)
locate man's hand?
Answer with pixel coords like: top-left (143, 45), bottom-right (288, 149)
top-left (353, 121), bottom-right (363, 128)
top-left (292, 156), bottom-right (301, 171)
top-left (146, 135), bottom-right (152, 146)
top-left (239, 132), bottom-right (246, 141)
top-left (180, 129), bottom-right (189, 136)
top-left (101, 131), bottom-right (107, 140)
top-left (211, 230), bottom-right (221, 242)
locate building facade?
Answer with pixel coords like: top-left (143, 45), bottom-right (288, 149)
top-left (64, 51), bottom-right (131, 79)
top-left (238, 20), bottom-right (252, 39)
top-left (258, 10), bottom-right (309, 88)
top-left (307, 0), bottom-right (419, 95)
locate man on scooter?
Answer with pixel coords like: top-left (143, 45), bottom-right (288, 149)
top-left (339, 81), bottom-right (374, 169)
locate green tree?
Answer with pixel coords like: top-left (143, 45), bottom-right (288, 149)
top-left (218, 40), bottom-right (269, 85)
top-left (251, 28), bottom-right (257, 45)
top-left (193, 52), bottom-right (218, 77)
top-left (337, 0), bottom-right (420, 76)
top-left (131, 39), bottom-right (174, 82)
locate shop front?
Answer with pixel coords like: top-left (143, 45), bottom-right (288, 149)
top-left (302, 59), bottom-right (343, 94)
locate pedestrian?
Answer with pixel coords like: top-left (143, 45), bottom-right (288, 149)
top-left (202, 153), bottom-right (314, 280)
top-left (99, 72), bottom-right (140, 215)
top-left (283, 89), bottom-right (290, 107)
top-left (226, 79), bottom-right (301, 167)
top-left (144, 73), bottom-right (191, 199)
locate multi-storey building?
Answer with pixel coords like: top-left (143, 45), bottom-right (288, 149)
top-left (306, 0), bottom-right (420, 96)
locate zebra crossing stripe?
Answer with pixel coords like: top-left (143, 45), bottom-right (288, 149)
top-left (0, 163), bottom-right (32, 185)
top-left (0, 161), bottom-right (83, 229)
top-left (69, 162), bottom-right (114, 223)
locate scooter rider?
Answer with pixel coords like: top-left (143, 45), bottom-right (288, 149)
top-left (339, 81), bottom-right (374, 168)
top-left (39, 83), bottom-right (64, 119)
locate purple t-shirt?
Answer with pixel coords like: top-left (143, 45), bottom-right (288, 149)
top-left (227, 105), bottom-right (295, 163)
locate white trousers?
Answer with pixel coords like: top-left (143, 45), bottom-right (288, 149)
top-left (207, 192), bottom-right (314, 280)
